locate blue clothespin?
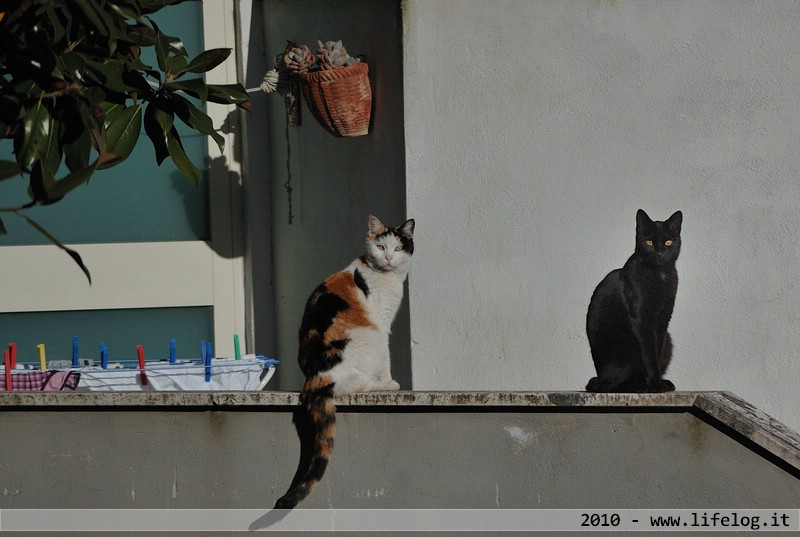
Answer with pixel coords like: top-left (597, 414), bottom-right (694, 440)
top-left (169, 338), bottom-right (176, 365)
top-left (100, 343), bottom-right (108, 369)
top-left (204, 340), bottom-right (213, 382)
top-left (72, 336), bottom-right (79, 368)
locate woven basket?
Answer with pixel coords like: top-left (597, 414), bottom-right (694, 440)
top-left (299, 62), bottom-right (372, 137)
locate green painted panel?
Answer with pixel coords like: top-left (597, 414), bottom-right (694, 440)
top-left (0, 1), bottom-right (209, 245)
top-left (0, 307), bottom-right (214, 365)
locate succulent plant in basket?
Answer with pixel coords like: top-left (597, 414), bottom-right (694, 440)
top-left (259, 40), bottom-right (362, 93)
top-left (316, 40), bottom-right (362, 70)
top-left (261, 39), bottom-right (372, 138)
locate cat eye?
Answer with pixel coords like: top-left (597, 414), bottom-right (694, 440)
top-left (394, 246), bottom-right (403, 252)
top-left (376, 245), bottom-right (385, 251)
top-left (645, 240), bottom-right (654, 247)
top-left (665, 240), bottom-right (674, 247)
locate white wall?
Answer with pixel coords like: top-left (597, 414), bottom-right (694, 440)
top-left (403, 0), bottom-right (800, 432)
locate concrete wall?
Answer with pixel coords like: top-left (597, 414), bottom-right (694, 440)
top-left (402, 0), bottom-right (800, 434)
top-left (0, 392), bottom-right (797, 536)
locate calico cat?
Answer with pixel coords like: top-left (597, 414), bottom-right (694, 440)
top-left (585, 209), bottom-right (682, 393)
top-left (274, 215), bottom-right (415, 509)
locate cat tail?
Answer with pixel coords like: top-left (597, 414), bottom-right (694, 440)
top-left (274, 375), bottom-right (336, 510)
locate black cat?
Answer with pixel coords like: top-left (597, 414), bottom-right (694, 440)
top-left (586, 209), bottom-right (683, 393)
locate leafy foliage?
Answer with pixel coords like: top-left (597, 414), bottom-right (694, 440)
top-left (0, 0), bottom-right (251, 281)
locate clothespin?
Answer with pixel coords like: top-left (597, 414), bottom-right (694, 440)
top-left (8, 343), bottom-right (17, 369)
top-left (137, 345), bottom-right (148, 386)
top-left (3, 349), bottom-right (11, 391)
top-left (234, 334), bottom-right (241, 361)
top-left (37, 344), bottom-right (47, 372)
top-left (204, 340), bottom-right (213, 382)
top-left (100, 343), bottom-right (108, 369)
top-left (72, 336), bottom-right (79, 368)
top-left (169, 338), bottom-right (176, 365)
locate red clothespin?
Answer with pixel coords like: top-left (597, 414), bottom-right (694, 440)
top-left (3, 349), bottom-right (12, 391)
top-left (8, 343), bottom-right (17, 369)
top-left (137, 345), bottom-right (148, 386)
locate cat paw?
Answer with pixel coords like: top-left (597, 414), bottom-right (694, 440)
top-left (384, 380), bottom-right (400, 391)
top-left (585, 377), bottom-right (615, 393)
top-left (365, 379), bottom-right (400, 391)
top-left (645, 379), bottom-right (675, 393)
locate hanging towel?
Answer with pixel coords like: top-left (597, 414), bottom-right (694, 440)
top-left (41, 371), bottom-right (82, 391)
top-left (0, 370), bottom-right (80, 391)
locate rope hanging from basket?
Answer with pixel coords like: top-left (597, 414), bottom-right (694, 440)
top-left (249, 40), bottom-right (373, 224)
top-left (256, 40), bottom-right (372, 138)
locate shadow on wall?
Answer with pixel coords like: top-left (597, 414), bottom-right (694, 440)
top-left (253, 0), bottom-right (409, 392)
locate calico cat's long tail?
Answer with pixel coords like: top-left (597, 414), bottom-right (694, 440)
top-left (274, 376), bottom-right (336, 510)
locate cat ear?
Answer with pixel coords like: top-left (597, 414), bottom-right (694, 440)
top-left (666, 211), bottom-right (683, 234)
top-left (397, 219), bottom-right (415, 238)
top-left (636, 209), bottom-right (653, 230)
top-left (368, 215), bottom-right (386, 237)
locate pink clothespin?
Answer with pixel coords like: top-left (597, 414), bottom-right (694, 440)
top-left (8, 343), bottom-right (17, 369)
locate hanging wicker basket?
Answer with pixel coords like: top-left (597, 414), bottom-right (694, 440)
top-left (299, 62), bottom-right (372, 137)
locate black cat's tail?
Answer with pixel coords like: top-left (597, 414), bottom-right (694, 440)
top-left (274, 375), bottom-right (336, 510)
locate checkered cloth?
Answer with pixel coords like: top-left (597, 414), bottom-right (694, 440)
top-left (0, 371), bottom-right (81, 391)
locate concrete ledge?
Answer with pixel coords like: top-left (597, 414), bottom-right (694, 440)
top-left (0, 389), bottom-right (700, 408)
top-left (0, 390), bottom-right (797, 474)
top-left (0, 390), bottom-right (797, 513)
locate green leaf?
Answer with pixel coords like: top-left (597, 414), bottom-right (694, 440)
top-left (72, 0), bottom-right (120, 54)
top-left (165, 78), bottom-right (208, 102)
top-left (73, 0), bottom-right (113, 36)
top-left (85, 60), bottom-right (138, 94)
top-left (154, 104), bottom-right (174, 137)
top-left (58, 52), bottom-right (86, 82)
top-left (108, 3), bottom-right (144, 23)
top-left (82, 94), bottom-right (108, 155)
top-left (101, 103), bottom-right (142, 168)
top-left (63, 126), bottom-right (92, 171)
top-left (173, 95), bottom-right (224, 153)
top-left (152, 20), bottom-right (170, 72)
top-left (143, 100), bottom-right (169, 164)
top-left (61, 101), bottom-right (93, 171)
top-left (17, 212), bottom-right (92, 284)
top-left (48, 159), bottom-right (100, 199)
top-left (184, 48), bottom-right (231, 74)
top-left (126, 24), bottom-right (158, 47)
top-left (206, 83), bottom-right (252, 111)
top-left (123, 66), bottom-right (160, 99)
top-left (12, 79), bottom-right (41, 98)
top-left (18, 101), bottom-right (52, 169)
top-left (139, 0), bottom-right (187, 15)
top-left (0, 160), bottom-right (21, 181)
top-left (165, 54), bottom-right (188, 80)
top-left (27, 160), bottom-right (57, 205)
top-left (45, 6), bottom-right (67, 44)
top-left (150, 18), bottom-right (188, 80)
top-left (40, 117), bottom-right (62, 181)
top-left (167, 128), bottom-right (200, 186)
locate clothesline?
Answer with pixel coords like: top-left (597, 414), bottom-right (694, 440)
top-left (2, 333), bottom-right (281, 391)
top-left (26, 355), bottom-right (281, 373)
